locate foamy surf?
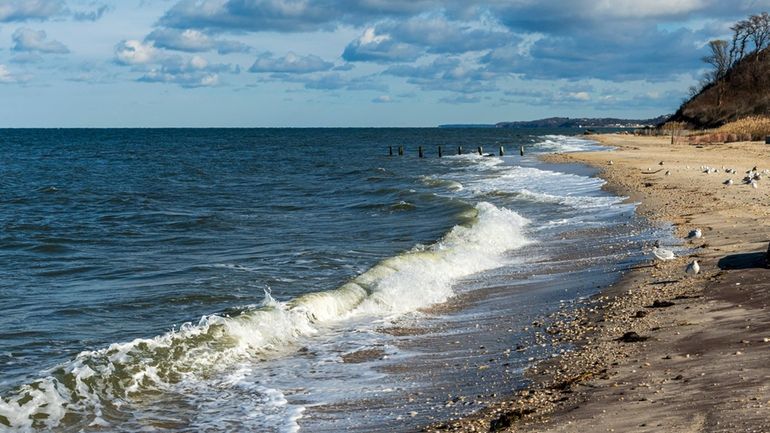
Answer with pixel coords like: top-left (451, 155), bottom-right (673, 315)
top-left (0, 201), bottom-right (531, 431)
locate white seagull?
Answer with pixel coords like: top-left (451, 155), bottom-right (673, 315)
top-left (652, 247), bottom-right (675, 261)
top-left (686, 260), bottom-right (700, 275)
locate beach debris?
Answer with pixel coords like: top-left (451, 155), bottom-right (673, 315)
top-left (659, 161), bottom-right (665, 165)
top-left (634, 310), bottom-right (648, 318)
top-left (652, 247), bottom-right (675, 261)
top-left (665, 170), bottom-right (671, 176)
top-left (608, 160), bottom-right (614, 165)
top-left (751, 180), bottom-right (758, 189)
top-left (649, 300), bottom-right (676, 308)
top-left (687, 229), bottom-right (702, 239)
top-left (489, 408), bottom-right (536, 431)
top-left (617, 331), bottom-right (648, 343)
top-left (686, 260), bottom-right (700, 275)
top-left (724, 178), bottom-right (733, 186)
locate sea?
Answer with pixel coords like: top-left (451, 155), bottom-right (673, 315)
top-left (0, 128), bottom-right (673, 432)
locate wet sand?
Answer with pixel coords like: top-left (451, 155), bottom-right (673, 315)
top-left (425, 134), bottom-right (770, 432)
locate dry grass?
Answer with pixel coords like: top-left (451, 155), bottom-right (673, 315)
top-left (716, 116), bottom-right (770, 140)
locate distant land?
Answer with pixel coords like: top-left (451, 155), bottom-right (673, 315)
top-left (440, 115), bottom-right (670, 129)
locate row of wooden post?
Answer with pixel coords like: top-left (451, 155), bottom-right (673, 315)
top-left (389, 145), bottom-right (524, 158)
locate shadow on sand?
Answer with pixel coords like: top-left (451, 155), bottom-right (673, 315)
top-left (718, 251), bottom-right (769, 270)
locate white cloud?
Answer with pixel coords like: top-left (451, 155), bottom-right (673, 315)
top-left (0, 65), bottom-right (16, 83)
top-left (568, 91), bottom-right (591, 101)
top-left (0, 0), bottom-right (65, 22)
top-left (372, 95), bottom-right (393, 103)
top-left (146, 28), bottom-right (250, 54)
top-left (12, 28), bottom-right (70, 54)
top-left (249, 51), bottom-right (334, 74)
top-left (594, 0), bottom-right (705, 18)
top-left (114, 40), bottom-right (158, 65)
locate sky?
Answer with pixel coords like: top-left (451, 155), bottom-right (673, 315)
top-left (0, 0), bottom-right (765, 127)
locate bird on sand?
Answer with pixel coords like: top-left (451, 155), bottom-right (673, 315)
top-left (687, 229), bottom-right (702, 239)
top-left (686, 260), bottom-right (700, 275)
top-left (724, 179), bottom-right (733, 186)
top-left (652, 247), bottom-right (675, 261)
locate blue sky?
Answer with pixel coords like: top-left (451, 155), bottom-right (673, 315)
top-left (0, 0), bottom-right (764, 127)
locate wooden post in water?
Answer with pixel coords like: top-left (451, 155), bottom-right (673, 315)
top-left (520, 145), bottom-right (525, 156)
top-left (438, 146), bottom-right (443, 158)
top-left (418, 146), bottom-right (424, 158)
top-left (398, 146), bottom-right (404, 156)
top-left (499, 145), bottom-right (505, 156)
top-left (458, 146), bottom-right (463, 155)
top-left (389, 146), bottom-right (393, 156)
top-left (477, 146), bottom-right (483, 155)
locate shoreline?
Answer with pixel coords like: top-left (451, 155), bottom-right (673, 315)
top-left (424, 134), bottom-right (770, 432)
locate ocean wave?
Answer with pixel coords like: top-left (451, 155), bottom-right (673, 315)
top-left (535, 135), bottom-right (607, 153)
top-left (0, 202), bottom-right (531, 431)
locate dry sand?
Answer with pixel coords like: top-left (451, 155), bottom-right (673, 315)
top-left (424, 134), bottom-right (770, 433)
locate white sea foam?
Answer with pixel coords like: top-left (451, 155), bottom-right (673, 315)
top-left (0, 202), bottom-right (531, 431)
top-left (536, 135), bottom-right (607, 153)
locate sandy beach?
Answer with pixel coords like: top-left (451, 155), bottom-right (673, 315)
top-left (425, 134), bottom-right (770, 432)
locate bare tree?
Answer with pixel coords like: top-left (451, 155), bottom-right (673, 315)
top-left (747, 12), bottom-right (770, 52)
top-left (730, 19), bottom-right (750, 63)
top-left (703, 39), bottom-right (731, 81)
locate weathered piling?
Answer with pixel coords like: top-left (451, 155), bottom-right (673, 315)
top-left (418, 146), bottom-right (424, 158)
top-left (499, 145), bottom-right (505, 156)
top-left (458, 146), bottom-right (463, 155)
top-left (477, 146), bottom-right (483, 155)
top-left (398, 146), bottom-right (404, 156)
top-left (389, 146), bottom-right (393, 156)
top-left (438, 146), bottom-right (443, 158)
top-left (520, 145), bottom-right (525, 156)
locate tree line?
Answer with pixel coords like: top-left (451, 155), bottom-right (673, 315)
top-left (703, 12), bottom-right (770, 83)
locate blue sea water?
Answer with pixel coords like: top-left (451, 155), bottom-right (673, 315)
top-left (0, 128), bottom-right (667, 432)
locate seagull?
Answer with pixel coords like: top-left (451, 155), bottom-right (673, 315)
top-left (688, 228), bottom-right (702, 239)
top-left (665, 170), bottom-right (671, 176)
top-left (608, 160), bottom-right (614, 165)
top-left (724, 179), bottom-right (733, 186)
top-left (652, 247), bottom-right (675, 261)
top-left (659, 161), bottom-right (665, 165)
top-left (752, 180), bottom-right (758, 189)
top-left (686, 260), bottom-right (700, 275)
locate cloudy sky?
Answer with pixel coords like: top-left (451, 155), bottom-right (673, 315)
top-left (0, 0), bottom-right (764, 127)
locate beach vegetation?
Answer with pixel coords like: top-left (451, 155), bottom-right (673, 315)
top-left (716, 115), bottom-right (770, 140)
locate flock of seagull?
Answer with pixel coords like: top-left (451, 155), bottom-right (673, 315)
top-left (614, 160), bottom-right (767, 276)
top-left (650, 228), bottom-right (702, 275)
top-left (700, 165), bottom-right (768, 189)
